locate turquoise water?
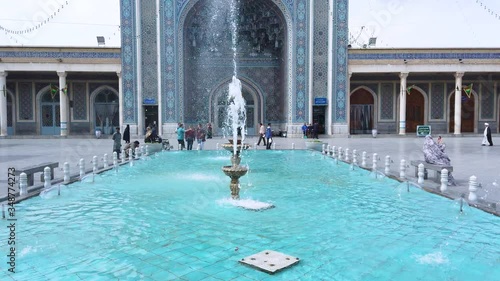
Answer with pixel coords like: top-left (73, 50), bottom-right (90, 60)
top-left (1, 150), bottom-right (499, 281)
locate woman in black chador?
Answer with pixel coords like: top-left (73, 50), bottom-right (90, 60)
top-left (123, 124), bottom-right (130, 144)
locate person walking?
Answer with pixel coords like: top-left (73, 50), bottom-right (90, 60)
top-left (123, 124), bottom-right (130, 144)
top-left (257, 123), bottom-right (266, 146)
top-left (265, 123), bottom-right (273, 150)
top-left (301, 123), bottom-right (307, 138)
top-left (196, 123), bottom-right (207, 150)
top-left (176, 123), bottom-right (186, 150)
top-left (185, 125), bottom-right (195, 150)
top-left (112, 127), bottom-right (122, 159)
top-left (207, 123), bottom-right (213, 139)
top-left (482, 123), bottom-right (493, 146)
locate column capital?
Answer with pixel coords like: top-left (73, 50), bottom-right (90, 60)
top-left (0, 71), bottom-right (8, 78)
top-left (454, 72), bottom-right (464, 79)
top-left (399, 72), bottom-right (409, 79)
top-left (116, 71), bottom-right (122, 78)
top-left (57, 71), bottom-right (67, 78)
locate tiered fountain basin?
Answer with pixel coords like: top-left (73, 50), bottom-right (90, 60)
top-left (220, 139), bottom-right (251, 153)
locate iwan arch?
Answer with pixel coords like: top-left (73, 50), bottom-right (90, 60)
top-left (1, 1), bottom-right (500, 137)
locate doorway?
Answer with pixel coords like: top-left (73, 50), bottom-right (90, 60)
top-left (40, 90), bottom-right (61, 135)
top-left (350, 88), bottom-right (375, 134)
top-left (405, 89), bottom-right (425, 133)
top-left (312, 106), bottom-right (326, 134)
top-left (144, 105), bottom-right (158, 133)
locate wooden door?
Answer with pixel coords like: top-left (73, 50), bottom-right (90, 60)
top-left (405, 89), bottom-right (424, 133)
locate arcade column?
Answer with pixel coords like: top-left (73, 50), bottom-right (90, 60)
top-left (57, 71), bottom-right (69, 137)
top-left (399, 72), bottom-right (409, 135)
top-left (454, 72), bottom-right (464, 135)
top-left (0, 71), bottom-right (7, 136)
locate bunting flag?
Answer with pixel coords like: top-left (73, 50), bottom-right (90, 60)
top-left (406, 85), bottom-right (415, 95)
top-left (462, 83), bottom-right (473, 98)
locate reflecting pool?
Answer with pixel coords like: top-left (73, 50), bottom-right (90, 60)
top-left (2, 150), bottom-right (499, 280)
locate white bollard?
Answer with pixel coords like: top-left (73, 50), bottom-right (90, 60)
top-left (361, 151), bottom-right (367, 168)
top-left (113, 152), bottom-right (118, 172)
top-left (345, 148), bottom-right (350, 162)
top-left (145, 145), bottom-right (149, 156)
top-left (372, 153), bottom-right (378, 171)
top-left (216, 143), bottom-right (219, 150)
top-left (272, 142), bottom-right (276, 150)
top-left (326, 145), bottom-right (330, 155)
top-left (322, 144), bottom-right (326, 154)
top-left (417, 163), bottom-right (425, 184)
top-left (292, 143), bottom-right (295, 150)
top-left (79, 158), bottom-right (85, 180)
top-left (122, 148), bottom-right (126, 160)
top-left (141, 145), bottom-right (145, 157)
top-left (129, 148), bottom-right (134, 166)
top-left (103, 154), bottom-right (108, 168)
top-left (178, 143), bottom-right (181, 150)
top-left (338, 147), bottom-right (343, 161)
top-left (19, 173), bottom-right (28, 196)
top-left (468, 175), bottom-right (478, 202)
top-left (63, 162), bottom-right (70, 184)
top-left (135, 147), bottom-right (140, 159)
top-left (399, 159), bottom-right (406, 179)
top-left (331, 146), bottom-right (336, 159)
top-left (352, 149), bottom-right (358, 166)
top-left (440, 168), bottom-right (448, 192)
top-left (44, 167), bottom-right (51, 189)
top-left (93, 156), bottom-right (98, 174)
top-left (384, 155), bottom-right (391, 175)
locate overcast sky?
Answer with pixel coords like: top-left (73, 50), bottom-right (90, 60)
top-left (1, 0), bottom-right (500, 48)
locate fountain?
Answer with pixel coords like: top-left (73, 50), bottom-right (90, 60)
top-left (220, 77), bottom-right (252, 200)
top-left (220, 0), bottom-right (273, 210)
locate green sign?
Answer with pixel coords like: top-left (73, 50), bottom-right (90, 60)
top-left (416, 125), bottom-right (431, 137)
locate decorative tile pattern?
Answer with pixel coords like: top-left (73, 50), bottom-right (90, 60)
top-left (380, 83), bottom-right (394, 120)
top-left (430, 83), bottom-right (444, 120)
top-left (313, 0), bottom-right (329, 100)
top-left (480, 82), bottom-right (494, 119)
top-left (141, 0), bottom-right (158, 103)
top-left (177, 0), bottom-right (294, 124)
top-left (333, 0), bottom-right (348, 122)
top-left (0, 51), bottom-right (120, 59)
top-left (121, 0), bottom-right (138, 123)
top-left (72, 82), bottom-right (87, 120)
top-left (161, 0), bottom-right (177, 122)
top-left (294, 0), bottom-right (308, 122)
top-left (348, 52), bottom-right (500, 60)
top-left (18, 82), bottom-right (33, 120)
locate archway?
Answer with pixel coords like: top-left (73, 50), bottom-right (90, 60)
top-left (180, 0), bottom-right (289, 128)
top-left (91, 86), bottom-right (119, 135)
top-left (405, 88), bottom-right (425, 133)
top-left (350, 87), bottom-right (375, 134)
top-left (449, 92), bottom-right (476, 133)
top-left (39, 89), bottom-right (61, 135)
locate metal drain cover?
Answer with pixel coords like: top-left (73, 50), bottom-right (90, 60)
top-left (239, 250), bottom-right (300, 274)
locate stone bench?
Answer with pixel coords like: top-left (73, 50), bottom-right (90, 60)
top-left (410, 160), bottom-right (453, 183)
top-left (15, 162), bottom-right (59, 186)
